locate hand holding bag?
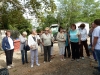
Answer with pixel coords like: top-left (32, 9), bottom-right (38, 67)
top-left (30, 36), bottom-right (38, 50)
top-left (31, 44), bottom-right (38, 50)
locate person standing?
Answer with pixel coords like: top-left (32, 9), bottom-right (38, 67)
top-left (41, 27), bottom-right (53, 63)
top-left (56, 27), bottom-right (66, 61)
top-left (79, 24), bottom-right (90, 59)
top-left (39, 31), bottom-right (44, 56)
top-left (19, 31), bottom-right (28, 65)
top-left (92, 19), bottom-right (100, 75)
top-left (88, 23), bottom-right (97, 61)
top-left (69, 24), bottom-right (80, 61)
top-left (64, 30), bottom-right (71, 58)
top-left (28, 30), bottom-right (40, 68)
top-left (2, 30), bottom-right (14, 69)
top-left (49, 30), bottom-right (54, 59)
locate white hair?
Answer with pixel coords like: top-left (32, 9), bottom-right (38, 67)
top-left (22, 31), bottom-right (27, 35)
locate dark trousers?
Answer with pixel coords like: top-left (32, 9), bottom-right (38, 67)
top-left (21, 50), bottom-right (28, 64)
top-left (80, 40), bottom-right (90, 57)
top-left (71, 42), bottom-right (80, 59)
top-left (64, 45), bottom-right (71, 58)
top-left (44, 46), bottom-right (51, 62)
top-left (5, 49), bottom-right (14, 66)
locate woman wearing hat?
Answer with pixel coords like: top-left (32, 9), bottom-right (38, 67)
top-left (41, 27), bottom-right (54, 63)
top-left (19, 31), bottom-right (28, 65)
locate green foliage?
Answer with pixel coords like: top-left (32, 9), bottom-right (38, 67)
top-left (38, 15), bottom-right (58, 31)
top-left (0, 0), bottom-right (56, 34)
top-left (57, 0), bottom-right (100, 27)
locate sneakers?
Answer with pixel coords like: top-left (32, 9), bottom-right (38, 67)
top-left (71, 59), bottom-right (74, 61)
top-left (61, 59), bottom-right (63, 61)
top-left (31, 65), bottom-right (33, 68)
top-left (7, 66), bottom-right (11, 69)
top-left (50, 61), bottom-right (52, 62)
top-left (31, 64), bottom-right (40, 68)
top-left (44, 61), bottom-right (46, 63)
top-left (76, 59), bottom-right (79, 62)
top-left (36, 64), bottom-right (40, 66)
top-left (81, 57), bottom-right (85, 60)
top-left (10, 64), bottom-right (14, 67)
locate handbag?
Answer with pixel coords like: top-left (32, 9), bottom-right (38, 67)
top-left (31, 36), bottom-right (38, 50)
top-left (24, 45), bottom-right (30, 51)
top-left (31, 45), bottom-right (38, 50)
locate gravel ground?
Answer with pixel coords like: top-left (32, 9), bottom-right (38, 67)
top-left (0, 43), bottom-right (98, 75)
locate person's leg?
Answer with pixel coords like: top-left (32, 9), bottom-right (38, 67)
top-left (40, 44), bottom-right (43, 55)
top-left (25, 50), bottom-right (28, 63)
top-left (51, 46), bottom-right (54, 59)
top-left (83, 40), bottom-right (90, 57)
top-left (71, 42), bottom-right (75, 60)
top-left (44, 46), bottom-right (47, 62)
top-left (62, 46), bottom-right (65, 59)
top-left (30, 50), bottom-right (35, 66)
top-left (80, 41), bottom-right (84, 57)
top-left (10, 49), bottom-right (14, 65)
top-left (75, 43), bottom-right (80, 59)
top-left (5, 50), bottom-right (11, 66)
top-left (47, 46), bottom-right (51, 62)
top-left (93, 51), bottom-right (97, 60)
top-left (95, 50), bottom-right (100, 72)
top-left (67, 44), bottom-right (71, 58)
top-left (35, 49), bottom-right (39, 65)
top-left (64, 46), bottom-right (67, 58)
top-left (21, 50), bottom-right (25, 64)
top-left (59, 47), bottom-right (63, 60)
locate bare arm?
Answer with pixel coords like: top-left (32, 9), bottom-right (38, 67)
top-left (92, 37), bottom-right (98, 49)
top-left (92, 37), bottom-right (98, 51)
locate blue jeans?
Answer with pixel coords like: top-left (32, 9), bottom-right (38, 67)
top-left (93, 51), bottom-right (97, 60)
top-left (21, 50), bottom-right (28, 64)
top-left (95, 49), bottom-right (100, 71)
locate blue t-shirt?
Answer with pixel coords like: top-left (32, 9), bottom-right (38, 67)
top-left (64, 33), bottom-right (68, 46)
top-left (69, 29), bottom-right (79, 42)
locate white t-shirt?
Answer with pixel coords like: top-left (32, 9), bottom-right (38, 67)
top-left (28, 34), bottom-right (40, 47)
top-left (8, 37), bottom-right (14, 50)
top-left (79, 28), bottom-right (87, 41)
top-left (92, 26), bottom-right (100, 50)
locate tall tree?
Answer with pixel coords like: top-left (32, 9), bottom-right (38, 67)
top-left (0, 0), bottom-right (56, 32)
top-left (57, 0), bottom-right (100, 27)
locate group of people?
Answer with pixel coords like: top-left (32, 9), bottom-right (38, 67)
top-left (2, 19), bottom-right (100, 75)
top-left (56, 23), bottom-right (90, 62)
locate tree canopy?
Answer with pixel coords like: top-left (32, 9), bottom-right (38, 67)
top-left (0, 0), bottom-right (100, 32)
top-left (0, 0), bottom-right (56, 33)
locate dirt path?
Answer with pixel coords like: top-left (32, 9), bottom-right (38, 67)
top-left (0, 43), bottom-right (98, 75)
